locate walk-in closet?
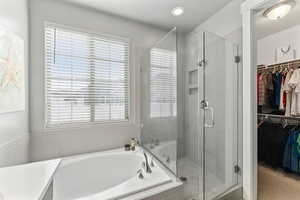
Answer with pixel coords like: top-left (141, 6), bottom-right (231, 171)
top-left (256, 0), bottom-right (300, 199)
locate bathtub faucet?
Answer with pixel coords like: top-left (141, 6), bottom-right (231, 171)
top-left (143, 152), bottom-right (152, 173)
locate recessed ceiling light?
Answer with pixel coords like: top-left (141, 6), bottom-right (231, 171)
top-left (263, 0), bottom-right (296, 20)
top-left (171, 7), bottom-right (184, 16)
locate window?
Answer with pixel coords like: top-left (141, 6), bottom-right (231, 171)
top-left (150, 48), bottom-right (177, 118)
top-left (45, 24), bottom-right (129, 127)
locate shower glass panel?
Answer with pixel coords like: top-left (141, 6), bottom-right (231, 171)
top-left (141, 27), bottom-right (241, 200)
top-left (180, 30), bottom-right (241, 200)
top-left (141, 28), bottom-right (178, 174)
top-left (202, 31), bottom-right (240, 199)
top-left (178, 30), bottom-right (204, 200)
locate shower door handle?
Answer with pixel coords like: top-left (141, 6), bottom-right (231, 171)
top-left (204, 106), bottom-right (215, 128)
top-left (201, 101), bottom-right (215, 128)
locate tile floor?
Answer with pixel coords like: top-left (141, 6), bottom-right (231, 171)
top-left (177, 157), bottom-right (226, 200)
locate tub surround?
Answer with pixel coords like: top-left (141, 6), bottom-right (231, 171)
top-left (144, 140), bottom-right (177, 173)
top-left (121, 180), bottom-right (183, 200)
top-left (54, 147), bottom-right (181, 200)
top-left (0, 147), bottom-right (181, 200)
top-left (0, 159), bottom-right (61, 200)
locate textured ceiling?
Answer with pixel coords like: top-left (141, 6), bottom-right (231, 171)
top-left (60, 0), bottom-right (234, 32)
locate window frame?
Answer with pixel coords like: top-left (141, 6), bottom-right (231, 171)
top-left (43, 22), bottom-right (132, 129)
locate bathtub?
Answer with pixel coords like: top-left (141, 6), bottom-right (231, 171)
top-left (53, 147), bottom-right (178, 200)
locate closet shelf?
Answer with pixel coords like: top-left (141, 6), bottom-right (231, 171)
top-left (258, 113), bottom-right (300, 120)
top-left (257, 59), bottom-right (300, 71)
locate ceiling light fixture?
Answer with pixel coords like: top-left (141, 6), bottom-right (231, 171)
top-left (171, 7), bottom-right (184, 16)
top-left (263, 0), bottom-right (296, 20)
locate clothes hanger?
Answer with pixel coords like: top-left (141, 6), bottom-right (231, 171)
top-left (257, 119), bottom-right (265, 128)
top-left (257, 115), bottom-right (272, 128)
top-left (284, 67), bottom-right (289, 73)
top-left (257, 116), bottom-right (265, 128)
top-left (279, 65), bottom-right (283, 73)
top-left (281, 118), bottom-right (288, 128)
top-left (272, 66), bottom-right (277, 74)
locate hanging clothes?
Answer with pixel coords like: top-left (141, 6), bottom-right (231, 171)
top-left (257, 61), bottom-right (300, 177)
top-left (274, 72), bottom-right (282, 109)
top-left (279, 72), bottom-right (287, 110)
top-left (266, 73), bottom-right (275, 109)
top-left (283, 70), bottom-right (293, 116)
top-left (288, 69), bottom-right (300, 116)
top-left (258, 121), bottom-right (289, 168)
top-left (258, 120), bottom-right (300, 174)
top-left (257, 63), bottom-right (300, 117)
top-left (258, 73), bottom-right (267, 106)
top-left (283, 130), bottom-right (300, 174)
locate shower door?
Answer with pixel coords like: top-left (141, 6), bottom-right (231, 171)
top-left (140, 27), bottom-right (241, 200)
top-left (200, 31), bottom-right (241, 200)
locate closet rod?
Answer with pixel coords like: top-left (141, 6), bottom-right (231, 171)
top-left (258, 113), bottom-right (300, 121)
top-left (268, 59), bottom-right (300, 68)
top-left (257, 59), bottom-right (300, 71)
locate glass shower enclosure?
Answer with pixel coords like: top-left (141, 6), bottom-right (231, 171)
top-left (141, 28), bottom-right (242, 200)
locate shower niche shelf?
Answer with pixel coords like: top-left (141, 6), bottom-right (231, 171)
top-left (189, 84), bottom-right (198, 89)
top-left (189, 87), bottom-right (198, 95)
top-left (188, 68), bottom-right (198, 95)
top-left (188, 68), bottom-right (198, 73)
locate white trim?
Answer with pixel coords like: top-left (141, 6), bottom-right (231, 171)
top-left (241, 0), bottom-right (278, 200)
top-left (44, 21), bottom-right (130, 43)
top-left (42, 120), bottom-right (136, 133)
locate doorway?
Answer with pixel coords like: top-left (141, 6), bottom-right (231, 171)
top-left (242, 0), bottom-right (300, 199)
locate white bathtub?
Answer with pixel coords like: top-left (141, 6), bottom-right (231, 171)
top-left (54, 147), bottom-right (177, 200)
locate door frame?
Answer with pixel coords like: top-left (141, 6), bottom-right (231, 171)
top-left (241, 0), bottom-right (278, 200)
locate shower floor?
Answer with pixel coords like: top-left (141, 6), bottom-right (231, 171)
top-left (177, 157), bottom-right (226, 200)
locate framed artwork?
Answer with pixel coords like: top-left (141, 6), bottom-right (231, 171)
top-left (275, 44), bottom-right (296, 63)
top-left (0, 26), bottom-right (25, 113)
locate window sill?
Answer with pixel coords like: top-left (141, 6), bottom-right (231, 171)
top-left (149, 116), bottom-right (177, 120)
top-left (43, 120), bottom-right (136, 133)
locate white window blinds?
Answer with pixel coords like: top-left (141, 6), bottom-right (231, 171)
top-left (45, 24), bottom-right (129, 127)
top-left (150, 48), bottom-right (177, 118)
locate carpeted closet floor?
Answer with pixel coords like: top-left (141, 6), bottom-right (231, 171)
top-left (258, 165), bottom-right (300, 200)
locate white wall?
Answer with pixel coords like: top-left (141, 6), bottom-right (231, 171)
top-left (29, 0), bottom-right (168, 161)
top-left (0, 0), bottom-right (29, 167)
top-left (195, 0), bottom-right (245, 38)
top-left (257, 23), bottom-right (300, 66)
